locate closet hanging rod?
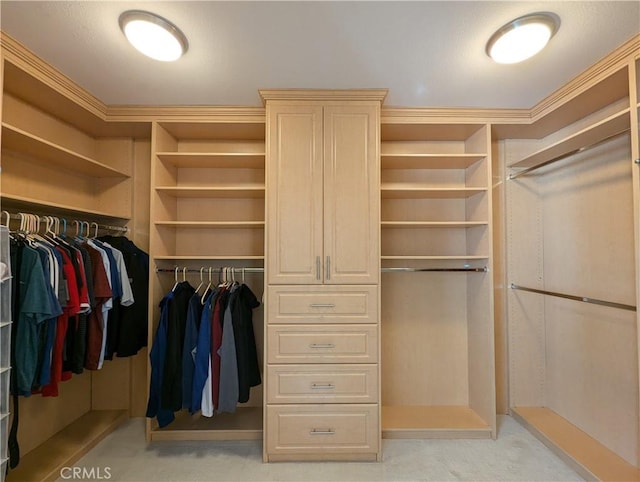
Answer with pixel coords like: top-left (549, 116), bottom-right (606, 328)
top-left (510, 284), bottom-right (636, 312)
top-left (156, 267), bottom-right (264, 274)
top-left (382, 267), bottom-right (487, 272)
top-left (508, 128), bottom-right (630, 180)
top-left (155, 267), bottom-right (488, 273)
top-left (3, 212), bottom-right (128, 234)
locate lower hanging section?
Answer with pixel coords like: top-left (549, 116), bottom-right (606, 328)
top-left (512, 406), bottom-right (640, 482)
top-left (382, 405), bottom-right (491, 439)
top-left (149, 407), bottom-right (262, 441)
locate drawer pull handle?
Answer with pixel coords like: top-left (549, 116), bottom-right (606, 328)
top-left (311, 383), bottom-right (335, 390)
top-left (310, 429), bottom-right (335, 435)
top-left (309, 343), bottom-right (335, 349)
top-left (309, 303), bottom-right (335, 308)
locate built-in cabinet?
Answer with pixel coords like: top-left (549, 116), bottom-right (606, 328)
top-left (265, 101), bottom-right (380, 285)
top-left (262, 92), bottom-right (384, 461)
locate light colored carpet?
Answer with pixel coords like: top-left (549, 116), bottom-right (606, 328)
top-left (57, 415), bottom-right (583, 481)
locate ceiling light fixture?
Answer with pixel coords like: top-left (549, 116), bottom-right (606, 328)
top-left (486, 12), bottom-right (560, 64)
top-left (119, 10), bottom-right (188, 62)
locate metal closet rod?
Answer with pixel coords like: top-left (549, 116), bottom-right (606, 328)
top-left (156, 267), bottom-right (488, 273)
top-left (510, 284), bottom-right (636, 312)
top-left (508, 128), bottom-right (631, 181)
top-left (3, 211), bottom-right (128, 234)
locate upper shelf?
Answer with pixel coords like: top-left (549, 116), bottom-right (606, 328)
top-left (381, 154), bottom-right (485, 170)
top-left (509, 109), bottom-right (631, 169)
top-left (156, 152), bottom-right (265, 169)
top-left (381, 186), bottom-right (487, 199)
top-left (0, 193), bottom-right (131, 222)
top-left (1, 123), bottom-right (130, 178)
top-left (155, 186), bottom-right (265, 198)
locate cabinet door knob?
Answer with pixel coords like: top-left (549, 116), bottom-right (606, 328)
top-left (316, 256), bottom-right (321, 280)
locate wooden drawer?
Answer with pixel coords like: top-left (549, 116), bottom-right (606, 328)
top-left (267, 364), bottom-right (378, 404)
top-left (267, 285), bottom-right (378, 324)
top-left (267, 324), bottom-right (378, 364)
top-left (266, 404), bottom-right (379, 458)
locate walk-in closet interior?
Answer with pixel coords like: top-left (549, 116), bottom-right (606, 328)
top-left (0, 4), bottom-right (639, 481)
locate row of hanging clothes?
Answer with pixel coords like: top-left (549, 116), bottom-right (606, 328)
top-left (146, 267), bottom-right (261, 428)
top-left (5, 213), bottom-right (149, 394)
top-left (4, 212), bottom-right (149, 469)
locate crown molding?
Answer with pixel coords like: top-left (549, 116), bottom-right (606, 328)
top-left (1, 31), bottom-right (108, 120)
top-left (106, 105), bottom-right (266, 123)
top-left (382, 107), bottom-right (531, 125)
top-left (530, 34), bottom-right (640, 122)
top-left (259, 89), bottom-right (388, 105)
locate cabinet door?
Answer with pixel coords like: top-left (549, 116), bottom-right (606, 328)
top-left (267, 104), bottom-right (324, 284)
top-left (323, 104), bottom-right (380, 284)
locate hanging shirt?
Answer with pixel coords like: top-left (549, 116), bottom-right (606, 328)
top-left (146, 290), bottom-right (176, 428)
top-left (83, 244), bottom-right (113, 370)
top-left (14, 245), bottom-right (58, 394)
top-left (98, 236), bottom-right (149, 358)
top-left (190, 290), bottom-right (215, 415)
top-left (181, 292), bottom-right (203, 410)
top-left (231, 283), bottom-right (262, 403)
top-left (161, 281), bottom-right (195, 412)
top-left (217, 284), bottom-right (240, 414)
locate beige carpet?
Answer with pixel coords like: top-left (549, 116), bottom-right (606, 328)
top-left (56, 415), bottom-right (583, 481)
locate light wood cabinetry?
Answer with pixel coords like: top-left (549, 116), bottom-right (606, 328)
top-left (1, 35), bottom-right (150, 482)
top-left (379, 116), bottom-right (496, 439)
top-left (500, 42), bottom-right (640, 479)
top-left (262, 90), bottom-right (385, 462)
top-left (265, 102), bottom-right (380, 285)
top-left (147, 114), bottom-right (266, 442)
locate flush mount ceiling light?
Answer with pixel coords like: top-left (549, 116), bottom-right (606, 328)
top-left (486, 12), bottom-right (560, 64)
top-left (119, 10), bottom-right (188, 62)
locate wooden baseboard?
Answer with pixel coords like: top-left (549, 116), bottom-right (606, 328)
top-left (6, 409), bottom-right (128, 482)
top-left (512, 406), bottom-right (640, 482)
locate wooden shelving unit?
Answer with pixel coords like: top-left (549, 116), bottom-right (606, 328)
top-left (1, 123), bottom-right (129, 178)
top-left (503, 60), bottom-right (640, 476)
top-left (148, 116), bottom-right (266, 442)
top-left (0, 47), bottom-right (149, 482)
top-left (508, 109), bottom-right (631, 169)
top-left (379, 118), bottom-right (496, 439)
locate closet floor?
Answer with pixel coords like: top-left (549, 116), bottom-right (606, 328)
top-left (48, 415), bottom-right (583, 481)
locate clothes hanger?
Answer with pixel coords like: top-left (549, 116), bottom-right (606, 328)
top-left (202, 267), bottom-right (213, 303)
top-left (171, 267), bottom-right (179, 292)
top-left (194, 267), bottom-right (205, 295)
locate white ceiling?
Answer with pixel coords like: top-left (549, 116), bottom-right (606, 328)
top-left (1, 1), bottom-right (639, 109)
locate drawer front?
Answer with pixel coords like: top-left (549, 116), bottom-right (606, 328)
top-left (266, 404), bottom-right (379, 456)
top-left (267, 325), bottom-right (378, 364)
top-left (267, 364), bottom-right (378, 404)
top-left (267, 285), bottom-right (378, 324)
